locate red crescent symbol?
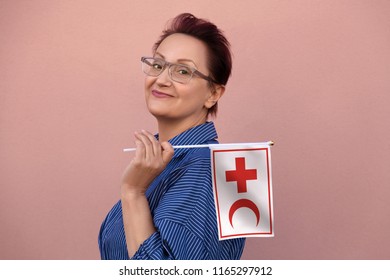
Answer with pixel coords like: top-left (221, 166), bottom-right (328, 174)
top-left (229, 199), bottom-right (260, 228)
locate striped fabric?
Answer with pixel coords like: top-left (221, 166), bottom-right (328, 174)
top-left (98, 122), bottom-right (246, 260)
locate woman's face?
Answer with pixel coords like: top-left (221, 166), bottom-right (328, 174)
top-left (144, 33), bottom-right (217, 126)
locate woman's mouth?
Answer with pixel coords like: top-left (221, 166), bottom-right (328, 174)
top-left (151, 90), bottom-right (173, 98)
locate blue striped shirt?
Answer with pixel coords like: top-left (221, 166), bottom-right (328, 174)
top-left (98, 122), bottom-right (245, 259)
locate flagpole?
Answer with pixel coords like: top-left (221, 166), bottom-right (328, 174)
top-left (123, 141), bottom-right (274, 152)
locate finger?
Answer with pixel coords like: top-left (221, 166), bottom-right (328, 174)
top-left (135, 131), bottom-right (154, 159)
top-left (141, 130), bottom-right (160, 157)
top-left (133, 138), bottom-right (145, 161)
top-left (160, 141), bottom-right (174, 164)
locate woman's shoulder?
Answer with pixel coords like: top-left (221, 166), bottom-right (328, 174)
top-left (179, 139), bottom-right (218, 165)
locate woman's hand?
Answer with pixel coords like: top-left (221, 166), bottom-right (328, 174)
top-left (120, 130), bottom-right (173, 256)
top-left (121, 130), bottom-right (174, 196)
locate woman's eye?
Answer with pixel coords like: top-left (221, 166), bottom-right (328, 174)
top-left (153, 63), bottom-right (163, 70)
top-left (177, 68), bottom-right (190, 75)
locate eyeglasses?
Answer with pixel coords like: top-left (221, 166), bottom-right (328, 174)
top-left (141, 56), bottom-right (217, 84)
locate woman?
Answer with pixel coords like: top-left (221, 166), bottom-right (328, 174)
top-left (98, 13), bottom-right (245, 260)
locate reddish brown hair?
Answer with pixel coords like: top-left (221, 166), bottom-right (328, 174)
top-left (153, 13), bottom-right (232, 117)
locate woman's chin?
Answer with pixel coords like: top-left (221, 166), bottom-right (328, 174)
top-left (147, 106), bottom-right (174, 120)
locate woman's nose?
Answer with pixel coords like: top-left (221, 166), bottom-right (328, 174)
top-left (155, 67), bottom-right (172, 86)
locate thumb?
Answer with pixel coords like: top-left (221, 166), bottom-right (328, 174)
top-left (160, 141), bottom-right (174, 164)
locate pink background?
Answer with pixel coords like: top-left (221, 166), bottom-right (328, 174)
top-left (1, 0), bottom-right (390, 259)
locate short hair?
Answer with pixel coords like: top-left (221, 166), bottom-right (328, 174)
top-left (153, 13), bottom-right (232, 117)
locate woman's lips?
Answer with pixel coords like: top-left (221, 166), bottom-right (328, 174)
top-left (151, 90), bottom-right (173, 98)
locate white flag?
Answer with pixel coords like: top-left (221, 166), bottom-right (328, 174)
top-left (210, 144), bottom-right (274, 240)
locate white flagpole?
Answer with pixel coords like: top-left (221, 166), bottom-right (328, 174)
top-left (123, 141), bottom-right (274, 152)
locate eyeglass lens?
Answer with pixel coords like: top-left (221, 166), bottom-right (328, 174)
top-left (142, 58), bottom-right (193, 83)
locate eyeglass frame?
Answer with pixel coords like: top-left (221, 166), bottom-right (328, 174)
top-left (141, 56), bottom-right (218, 85)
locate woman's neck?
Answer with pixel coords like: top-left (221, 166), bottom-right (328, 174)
top-left (157, 115), bottom-right (208, 143)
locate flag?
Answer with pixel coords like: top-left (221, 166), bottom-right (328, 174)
top-left (210, 144), bottom-right (274, 240)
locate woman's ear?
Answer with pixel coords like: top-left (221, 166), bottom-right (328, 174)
top-left (205, 85), bottom-right (225, 109)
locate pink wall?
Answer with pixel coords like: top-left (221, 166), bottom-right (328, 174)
top-left (1, 0), bottom-right (390, 259)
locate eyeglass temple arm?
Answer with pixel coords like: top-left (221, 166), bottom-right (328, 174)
top-left (193, 70), bottom-right (219, 84)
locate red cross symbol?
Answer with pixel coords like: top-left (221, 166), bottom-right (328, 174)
top-left (225, 157), bottom-right (257, 193)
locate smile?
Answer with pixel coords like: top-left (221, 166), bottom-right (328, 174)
top-left (151, 90), bottom-right (173, 98)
